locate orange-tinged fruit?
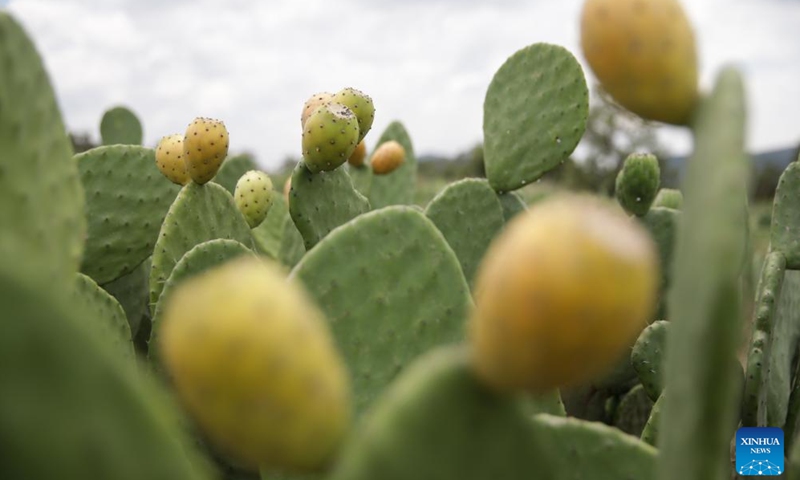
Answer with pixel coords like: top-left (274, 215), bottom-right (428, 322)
top-left (301, 92), bottom-right (333, 128)
top-left (348, 141), bottom-right (367, 167)
top-left (370, 140), bottom-right (405, 175)
top-left (183, 117), bottom-right (229, 184)
top-left (470, 195), bottom-right (659, 393)
top-left (580, 0), bottom-right (699, 125)
top-left (159, 257), bottom-right (352, 473)
top-left (155, 134), bottom-right (190, 185)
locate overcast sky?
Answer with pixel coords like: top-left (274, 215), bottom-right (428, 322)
top-left (5, 0), bottom-right (800, 170)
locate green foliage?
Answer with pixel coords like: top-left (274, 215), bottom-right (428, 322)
top-left (483, 43), bottom-right (588, 192)
top-left (100, 106), bottom-right (143, 146)
top-left (73, 273), bottom-right (134, 360)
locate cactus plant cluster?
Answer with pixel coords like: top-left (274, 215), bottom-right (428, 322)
top-left (3, 0), bottom-right (800, 479)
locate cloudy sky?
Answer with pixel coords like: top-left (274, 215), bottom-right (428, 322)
top-left (5, 0), bottom-right (800, 170)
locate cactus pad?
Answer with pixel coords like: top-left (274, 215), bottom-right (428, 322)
top-left (279, 216), bottom-right (306, 268)
top-left (653, 188), bottom-right (683, 210)
top-left (615, 153), bottom-right (661, 217)
top-left (424, 179), bottom-right (505, 287)
top-left (101, 257), bottom-right (150, 337)
top-left (100, 105), bottom-right (143, 145)
top-left (483, 43), bottom-right (589, 192)
top-left (0, 13), bottom-right (86, 296)
top-left (497, 191), bottom-right (527, 223)
top-left (150, 239), bottom-right (254, 366)
top-left (348, 164), bottom-right (373, 198)
top-left (612, 384), bottom-right (654, 436)
top-left (77, 145), bottom-right (181, 284)
top-left (290, 207), bottom-right (472, 415)
top-left (642, 207), bottom-right (680, 293)
top-left (641, 393), bottom-right (664, 446)
top-left (769, 272), bottom-right (800, 428)
top-left (149, 182), bottom-right (253, 310)
top-left (770, 162), bottom-right (800, 269)
top-left (73, 273), bottom-right (134, 360)
top-left (289, 162), bottom-right (370, 250)
top-left (252, 194), bottom-right (289, 258)
top-left (631, 320), bottom-right (668, 401)
top-left (367, 121), bottom-right (417, 208)
top-left (214, 154), bottom-right (259, 194)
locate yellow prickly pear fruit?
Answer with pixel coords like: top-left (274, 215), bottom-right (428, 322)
top-left (155, 134), bottom-right (190, 185)
top-left (348, 140), bottom-right (367, 167)
top-left (234, 170), bottom-right (274, 229)
top-left (370, 140), bottom-right (405, 175)
top-left (283, 176), bottom-right (292, 205)
top-left (159, 257), bottom-right (352, 473)
top-left (580, 0), bottom-right (699, 125)
top-left (183, 117), bottom-right (229, 184)
top-left (301, 92), bottom-right (333, 128)
top-left (470, 195), bottom-right (659, 393)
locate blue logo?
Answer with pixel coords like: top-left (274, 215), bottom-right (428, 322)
top-left (736, 427), bottom-right (784, 476)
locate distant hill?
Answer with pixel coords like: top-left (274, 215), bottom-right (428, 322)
top-left (664, 147), bottom-right (798, 179)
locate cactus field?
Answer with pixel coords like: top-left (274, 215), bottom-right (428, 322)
top-left (2, 1), bottom-right (800, 479)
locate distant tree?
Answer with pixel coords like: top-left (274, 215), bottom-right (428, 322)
top-left (69, 132), bottom-right (97, 153)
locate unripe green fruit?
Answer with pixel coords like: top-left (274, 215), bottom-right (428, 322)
top-left (301, 103), bottom-right (360, 173)
top-left (332, 87), bottom-right (375, 143)
top-left (301, 92), bottom-right (333, 128)
top-left (615, 153), bottom-right (661, 217)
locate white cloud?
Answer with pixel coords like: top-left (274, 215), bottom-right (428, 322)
top-left (6, 0), bottom-right (800, 170)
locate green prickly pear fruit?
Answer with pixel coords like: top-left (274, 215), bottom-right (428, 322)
top-left (159, 256), bottom-right (352, 473)
top-left (234, 170), bottom-right (274, 228)
top-left (371, 140), bottom-right (405, 175)
top-left (615, 153), bottom-right (661, 217)
top-left (301, 103), bottom-right (360, 173)
top-left (301, 92), bottom-right (333, 128)
top-left (653, 188), bottom-right (683, 210)
top-left (332, 87), bottom-right (375, 143)
top-left (183, 117), bottom-right (229, 185)
top-left (580, 0), bottom-right (699, 125)
top-left (348, 140), bottom-right (367, 167)
top-left (155, 134), bottom-right (190, 185)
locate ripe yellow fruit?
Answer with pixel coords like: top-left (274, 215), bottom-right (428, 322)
top-left (183, 117), bottom-right (229, 185)
top-left (348, 140), bottom-right (367, 168)
top-left (159, 257), bottom-right (352, 473)
top-left (371, 140), bottom-right (405, 175)
top-left (580, 0), bottom-right (699, 125)
top-left (470, 195), bottom-right (659, 393)
top-left (300, 92), bottom-right (333, 128)
top-left (155, 134), bottom-right (190, 185)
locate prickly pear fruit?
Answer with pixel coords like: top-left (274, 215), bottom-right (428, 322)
top-left (234, 170), bottom-right (274, 228)
top-left (332, 88), bottom-right (375, 143)
top-left (348, 141), bottom-right (367, 167)
top-left (159, 257), bottom-right (351, 473)
top-left (183, 117), bottom-right (229, 185)
top-left (283, 176), bottom-right (292, 205)
top-left (615, 153), bottom-right (661, 217)
top-left (653, 188), bottom-right (683, 210)
top-left (371, 140), bottom-right (405, 175)
top-left (470, 195), bottom-right (659, 393)
top-left (580, 0), bottom-right (699, 125)
top-left (301, 92), bottom-right (333, 128)
top-left (301, 103), bottom-right (360, 173)
top-left (155, 134), bottom-right (190, 185)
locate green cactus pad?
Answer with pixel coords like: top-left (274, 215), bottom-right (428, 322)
top-left (101, 257), bottom-right (150, 337)
top-left (483, 43), bottom-right (589, 192)
top-left (149, 182), bottom-right (253, 311)
top-left (329, 346), bottom-right (656, 480)
top-left (289, 162), bottom-right (370, 250)
top-left (367, 121), bottom-right (417, 208)
top-left (766, 271), bottom-right (800, 427)
top-left (77, 145), bottom-right (181, 284)
top-left (641, 393), bottom-right (664, 446)
top-left (612, 384), bottom-right (654, 437)
top-left (496, 191), bottom-right (527, 223)
top-left (214, 154), bottom-right (259, 194)
top-left (0, 13), bottom-right (85, 296)
top-left (73, 272), bottom-right (134, 360)
top-left (770, 162), bottom-right (800, 269)
top-left (278, 216), bottom-right (306, 268)
top-left (100, 105), bottom-right (143, 145)
top-left (521, 391), bottom-right (567, 417)
top-left (0, 267), bottom-right (212, 480)
top-left (785, 357), bottom-right (800, 450)
top-left (252, 195), bottom-right (290, 258)
top-left (742, 251), bottom-right (786, 426)
top-left (659, 67), bottom-right (749, 480)
top-left (632, 320), bottom-right (669, 401)
top-left (290, 206), bottom-right (472, 415)
top-left (653, 188), bottom-right (683, 210)
top-left (348, 164), bottom-right (372, 198)
top-left (561, 386), bottom-right (617, 423)
top-left (424, 179), bottom-right (505, 287)
top-left (149, 239), bottom-right (254, 367)
top-left (642, 207), bottom-right (680, 294)
top-left (615, 153), bottom-right (661, 217)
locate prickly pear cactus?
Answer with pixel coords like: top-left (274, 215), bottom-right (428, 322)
top-left (278, 215), bottom-right (306, 268)
top-left (367, 122), bottom-right (418, 208)
top-left (0, 12), bottom-right (86, 297)
top-left (641, 207), bottom-right (680, 295)
top-left (770, 162), bottom-right (800, 269)
top-left (483, 43), bottom-right (589, 192)
top-left (653, 188), bottom-right (683, 210)
top-left (235, 170), bottom-right (274, 229)
top-left (290, 206), bottom-right (472, 415)
top-left (496, 191), bottom-right (527, 223)
top-left (100, 105), bottom-right (143, 145)
top-left (612, 384), bottom-right (655, 436)
top-left (302, 103), bottom-right (360, 173)
top-left (149, 182), bottom-right (254, 311)
top-left (77, 145), bottom-right (181, 284)
top-left (615, 153), bottom-right (661, 217)
top-left (289, 162), bottom-right (370, 250)
top-left (214, 154), bottom-right (259, 194)
top-left (73, 272), bottom-right (134, 360)
top-left (101, 257), bottom-right (150, 337)
top-left (332, 87), bottom-right (375, 143)
top-left (424, 179), bottom-right (505, 288)
top-left (184, 117), bottom-right (229, 185)
top-left (632, 320), bottom-right (668, 401)
top-left (251, 194), bottom-right (290, 258)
